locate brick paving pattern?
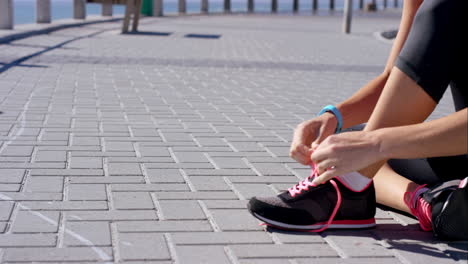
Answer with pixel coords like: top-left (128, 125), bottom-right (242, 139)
top-left (0, 10), bottom-right (466, 263)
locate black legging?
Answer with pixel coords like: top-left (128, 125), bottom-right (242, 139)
top-left (391, 0), bottom-right (467, 186)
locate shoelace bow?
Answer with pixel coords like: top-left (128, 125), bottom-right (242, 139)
top-left (286, 163), bottom-right (342, 233)
top-left (404, 184), bottom-right (432, 231)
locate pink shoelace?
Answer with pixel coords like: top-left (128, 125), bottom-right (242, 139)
top-left (404, 184), bottom-right (432, 231)
top-left (286, 164), bottom-right (342, 233)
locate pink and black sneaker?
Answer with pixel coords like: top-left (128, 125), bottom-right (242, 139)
top-left (247, 166), bottom-right (376, 232)
top-left (406, 177), bottom-right (468, 240)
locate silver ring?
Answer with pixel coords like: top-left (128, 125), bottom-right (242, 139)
top-left (330, 166), bottom-right (337, 170)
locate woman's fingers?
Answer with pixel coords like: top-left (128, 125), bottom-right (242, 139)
top-left (290, 144), bottom-right (312, 165)
top-left (312, 168), bottom-right (338, 185)
top-left (315, 158), bottom-right (338, 175)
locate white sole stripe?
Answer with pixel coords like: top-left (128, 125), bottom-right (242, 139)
top-left (253, 213), bottom-right (376, 230)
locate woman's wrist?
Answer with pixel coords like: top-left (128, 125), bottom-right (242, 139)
top-left (318, 105), bottom-right (343, 133)
top-left (369, 129), bottom-right (389, 160)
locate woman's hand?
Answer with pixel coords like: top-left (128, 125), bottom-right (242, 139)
top-left (310, 130), bottom-right (384, 185)
top-left (289, 113), bottom-right (337, 165)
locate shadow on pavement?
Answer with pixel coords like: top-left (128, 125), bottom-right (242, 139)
top-left (123, 31), bottom-right (173, 36)
top-left (185, 33), bottom-right (221, 39)
top-left (265, 224), bottom-right (468, 261)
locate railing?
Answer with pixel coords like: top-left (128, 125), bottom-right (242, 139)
top-left (0, 0), bottom-right (398, 33)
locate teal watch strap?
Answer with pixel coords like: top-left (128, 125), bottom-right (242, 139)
top-left (318, 105), bottom-right (343, 133)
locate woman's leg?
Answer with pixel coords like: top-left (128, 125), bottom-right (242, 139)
top-left (358, 67), bottom-right (437, 179)
top-left (374, 163), bottom-right (419, 214)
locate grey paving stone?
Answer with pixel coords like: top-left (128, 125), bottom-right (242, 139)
top-left (273, 232), bottom-right (326, 244)
top-left (69, 184), bottom-right (107, 200)
top-left (175, 245), bottom-right (231, 264)
top-left (250, 163), bottom-right (293, 176)
top-left (0, 169), bottom-right (26, 184)
top-left (0, 192), bottom-right (62, 201)
top-left (70, 156), bottom-right (103, 169)
top-left (232, 183), bottom-right (278, 199)
top-left (3, 247), bottom-right (113, 262)
top-left (202, 200), bottom-right (248, 209)
top-left (69, 176), bottom-right (145, 184)
top-left (30, 169), bottom-right (104, 176)
top-left (159, 200), bottom-right (206, 220)
top-left (118, 220), bottom-right (213, 232)
top-left (41, 132), bottom-right (69, 141)
top-left (67, 210), bottom-right (158, 221)
top-left (11, 210), bottom-right (59, 233)
top-left (0, 202), bottom-right (13, 221)
top-left (154, 191), bottom-right (238, 200)
top-left (171, 231), bottom-right (273, 245)
top-left (0, 146), bottom-right (34, 156)
top-left (183, 169), bottom-right (256, 176)
top-left (119, 233), bottom-right (171, 261)
top-left (64, 221), bottom-right (111, 246)
top-left (239, 259), bottom-right (292, 264)
top-left (145, 163), bottom-right (214, 169)
top-left (105, 141), bottom-right (134, 151)
top-left (227, 175), bottom-right (299, 183)
top-left (294, 258), bottom-right (401, 264)
top-left (24, 176), bottom-right (64, 192)
top-left (112, 183), bottom-right (189, 192)
top-left (0, 233), bottom-right (57, 247)
top-left (210, 157), bottom-right (250, 169)
top-left (189, 176), bottom-right (231, 191)
top-left (0, 184), bottom-right (21, 191)
top-left (139, 146), bottom-right (171, 157)
top-left (113, 191), bottom-right (154, 210)
top-left (173, 152), bottom-right (209, 163)
top-left (146, 168), bottom-right (186, 183)
top-left (230, 244), bottom-right (339, 258)
top-left (0, 162), bottom-right (66, 169)
top-left (19, 201), bottom-right (108, 210)
top-left (210, 209), bottom-right (263, 231)
top-left (106, 157), bottom-right (174, 163)
top-left (72, 136), bottom-right (100, 146)
top-left (34, 150), bottom-right (67, 162)
top-left (195, 137), bottom-right (229, 147)
top-left (107, 163), bottom-right (142, 175)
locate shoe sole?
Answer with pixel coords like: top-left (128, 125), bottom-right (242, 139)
top-left (252, 212), bottom-right (376, 231)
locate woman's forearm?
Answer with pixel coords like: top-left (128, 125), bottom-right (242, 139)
top-left (337, 73), bottom-right (388, 129)
top-left (375, 108), bottom-right (468, 159)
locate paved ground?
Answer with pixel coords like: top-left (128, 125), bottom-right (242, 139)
top-left (0, 10), bottom-right (466, 263)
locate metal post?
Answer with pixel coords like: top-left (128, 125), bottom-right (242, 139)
top-left (359, 0), bottom-right (363, 9)
top-left (224, 0), bottom-right (231, 12)
top-left (154, 0), bottom-right (163, 16)
top-left (201, 0), bottom-right (209, 13)
top-left (329, 0), bottom-right (334, 10)
top-left (394, 0), bottom-right (398, 8)
top-left (36, 0), bottom-right (51, 23)
top-left (132, 0), bottom-right (142, 32)
top-left (312, 0), bottom-right (318, 12)
top-left (178, 0), bottom-right (186, 13)
top-left (0, 0), bottom-right (14, 29)
top-left (383, 0), bottom-right (387, 8)
top-left (73, 0), bottom-right (86, 19)
top-left (293, 0), bottom-right (299, 12)
top-left (272, 0), bottom-right (277, 12)
top-left (248, 0), bottom-right (254, 12)
top-left (102, 0), bottom-right (113, 16)
top-left (343, 0), bottom-right (352, 34)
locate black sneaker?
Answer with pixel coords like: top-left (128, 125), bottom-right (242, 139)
top-left (422, 177), bottom-right (468, 240)
top-left (247, 171), bottom-right (376, 232)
